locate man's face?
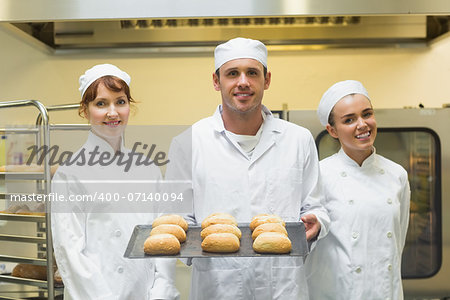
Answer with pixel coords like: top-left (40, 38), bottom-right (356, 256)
top-left (213, 58), bottom-right (271, 116)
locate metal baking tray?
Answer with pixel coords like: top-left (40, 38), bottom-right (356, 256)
top-left (124, 222), bottom-right (309, 258)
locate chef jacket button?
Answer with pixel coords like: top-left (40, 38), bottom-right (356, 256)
top-left (117, 266), bottom-right (124, 274)
top-left (114, 230), bottom-right (122, 237)
top-left (340, 171), bottom-right (347, 177)
top-left (387, 198), bottom-right (393, 204)
top-left (379, 169), bottom-right (385, 174)
top-left (348, 199), bottom-right (354, 205)
top-left (352, 232), bottom-right (359, 239)
top-left (388, 264), bottom-right (392, 271)
top-left (355, 267), bottom-right (362, 273)
top-left (387, 231), bottom-right (393, 238)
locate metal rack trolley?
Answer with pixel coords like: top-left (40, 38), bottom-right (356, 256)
top-left (0, 100), bottom-right (85, 300)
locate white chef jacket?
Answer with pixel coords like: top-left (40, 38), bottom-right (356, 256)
top-left (305, 148), bottom-right (410, 300)
top-left (166, 105), bottom-right (330, 300)
top-left (51, 132), bottom-right (179, 300)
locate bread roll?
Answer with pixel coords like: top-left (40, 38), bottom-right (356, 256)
top-left (3, 204), bottom-right (30, 213)
top-left (152, 214), bottom-right (188, 231)
top-left (201, 233), bottom-right (240, 253)
top-left (144, 234), bottom-right (180, 255)
top-left (0, 204), bottom-right (45, 216)
top-left (249, 214), bottom-right (285, 231)
top-left (206, 212), bottom-right (236, 219)
top-left (252, 222), bottom-right (288, 240)
top-left (150, 224), bottom-right (186, 243)
top-left (201, 213), bottom-right (237, 229)
top-left (12, 264), bottom-right (47, 280)
top-left (54, 268), bottom-right (63, 285)
top-left (200, 224), bottom-right (242, 240)
top-left (253, 232), bottom-right (292, 254)
top-left (251, 213), bottom-right (271, 220)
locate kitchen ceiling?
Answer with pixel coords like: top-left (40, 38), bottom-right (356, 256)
top-left (6, 15), bottom-right (449, 53)
top-left (1, 0), bottom-right (449, 53)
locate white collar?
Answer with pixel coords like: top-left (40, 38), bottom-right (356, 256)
top-left (211, 104), bottom-right (281, 134)
top-left (86, 131), bottom-right (126, 154)
top-left (337, 147), bottom-right (376, 168)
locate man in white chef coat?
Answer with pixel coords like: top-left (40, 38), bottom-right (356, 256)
top-left (166, 37), bottom-right (330, 300)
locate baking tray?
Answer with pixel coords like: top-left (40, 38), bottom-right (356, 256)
top-left (124, 222), bottom-right (309, 258)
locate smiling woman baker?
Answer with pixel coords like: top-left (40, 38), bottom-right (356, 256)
top-left (50, 64), bottom-right (179, 300)
top-left (305, 80), bottom-right (411, 300)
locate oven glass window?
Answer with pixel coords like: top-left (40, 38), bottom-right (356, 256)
top-left (316, 128), bottom-right (442, 279)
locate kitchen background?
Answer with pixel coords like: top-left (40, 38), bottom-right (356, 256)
top-left (1, 23), bottom-right (450, 126)
top-left (1, 1), bottom-right (450, 298)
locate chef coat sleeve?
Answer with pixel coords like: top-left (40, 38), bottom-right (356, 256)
top-left (399, 170), bottom-right (411, 250)
top-left (299, 132), bottom-right (331, 243)
top-left (149, 258), bottom-right (180, 300)
top-left (164, 132), bottom-right (195, 267)
top-left (51, 171), bottom-right (117, 300)
top-left (164, 129), bottom-right (195, 225)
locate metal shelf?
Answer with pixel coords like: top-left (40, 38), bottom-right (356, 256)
top-left (0, 172), bottom-right (45, 181)
top-left (0, 192), bottom-right (45, 200)
top-left (0, 100), bottom-right (80, 300)
top-left (0, 296), bottom-right (19, 300)
top-left (0, 289), bottom-right (64, 300)
top-left (0, 275), bottom-right (64, 290)
top-left (0, 294), bottom-right (36, 300)
top-left (0, 213), bottom-right (45, 222)
top-left (0, 275), bottom-right (48, 288)
top-left (0, 296), bottom-right (20, 300)
top-left (0, 128), bottom-right (39, 134)
top-left (0, 255), bottom-right (47, 266)
top-left (0, 234), bottom-right (46, 244)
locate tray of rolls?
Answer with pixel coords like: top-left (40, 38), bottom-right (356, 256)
top-left (124, 213), bottom-right (309, 258)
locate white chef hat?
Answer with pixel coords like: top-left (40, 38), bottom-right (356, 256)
top-left (214, 37), bottom-right (268, 71)
top-left (317, 80), bottom-right (370, 126)
top-left (79, 64), bottom-right (131, 97)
